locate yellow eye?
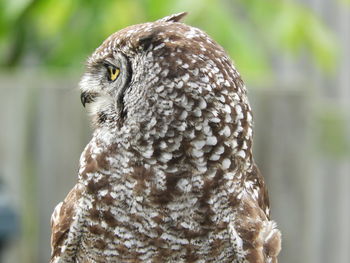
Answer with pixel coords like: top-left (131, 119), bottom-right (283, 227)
top-left (107, 66), bottom-right (120, 82)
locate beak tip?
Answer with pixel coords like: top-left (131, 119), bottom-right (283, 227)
top-left (80, 91), bottom-right (97, 108)
top-left (80, 92), bottom-right (87, 108)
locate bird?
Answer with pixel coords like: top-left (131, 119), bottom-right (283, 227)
top-left (50, 12), bottom-right (281, 263)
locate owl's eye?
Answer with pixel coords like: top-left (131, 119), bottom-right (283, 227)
top-left (106, 65), bottom-right (120, 82)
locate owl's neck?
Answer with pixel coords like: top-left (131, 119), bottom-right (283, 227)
top-left (79, 110), bottom-right (254, 182)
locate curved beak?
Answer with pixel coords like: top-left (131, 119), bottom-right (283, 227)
top-left (80, 91), bottom-right (97, 107)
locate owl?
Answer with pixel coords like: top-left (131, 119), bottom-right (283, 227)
top-left (50, 13), bottom-right (281, 263)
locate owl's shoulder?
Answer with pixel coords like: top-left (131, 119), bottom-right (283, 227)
top-left (50, 183), bottom-right (85, 262)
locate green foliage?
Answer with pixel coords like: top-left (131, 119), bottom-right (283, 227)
top-left (0, 0), bottom-right (338, 82)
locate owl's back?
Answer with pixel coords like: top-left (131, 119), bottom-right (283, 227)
top-left (50, 13), bottom-right (281, 263)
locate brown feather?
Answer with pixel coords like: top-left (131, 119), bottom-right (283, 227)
top-left (50, 184), bottom-right (83, 261)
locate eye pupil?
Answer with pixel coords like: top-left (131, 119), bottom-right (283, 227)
top-left (107, 65), bottom-right (120, 81)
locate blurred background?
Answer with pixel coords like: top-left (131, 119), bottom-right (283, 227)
top-left (0, 0), bottom-right (349, 262)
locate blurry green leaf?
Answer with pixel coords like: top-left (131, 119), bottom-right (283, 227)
top-left (238, 0), bottom-right (338, 75)
top-left (0, 0), bottom-right (339, 80)
top-left (141, 0), bottom-right (175, 20)
top-left (170, 0), bottom-right (207, 17)
top-left (32, 0), bottom-right (76, 37)
top-left (305, 15), bottom-right (338, 72)
top-left (2, 0), bottom-right (34, 21)
top-left (100, 0), bottom-right (145, 35)
top-left (272, 3), bottom-right (303, 52)
top-left (338, 0), bottom-right (350, 4)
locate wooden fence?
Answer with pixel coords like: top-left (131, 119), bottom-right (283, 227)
top-left (1, 1), bottom-right (349, 262)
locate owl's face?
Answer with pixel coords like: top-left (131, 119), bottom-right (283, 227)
top-left (79, 13), bottom-right (253, 163)
top-left (79, 51), bottom-right (132, 126)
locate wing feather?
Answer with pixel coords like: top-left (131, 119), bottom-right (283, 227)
top-left (50, 183), bottom-right (84, 262)
top-left (229, 164), bottom-right (281, 262)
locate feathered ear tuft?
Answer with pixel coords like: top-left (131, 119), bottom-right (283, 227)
top-left (157, 12), bottom-right (188, 23)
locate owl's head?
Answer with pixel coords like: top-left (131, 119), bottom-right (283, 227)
top-left (79, 13), bottom-right (253, 164)
top-left (79, 13), bottom-right (190, 129)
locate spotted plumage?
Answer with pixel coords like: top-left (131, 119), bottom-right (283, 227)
top-left (51, 13), bottom-right (281, 263)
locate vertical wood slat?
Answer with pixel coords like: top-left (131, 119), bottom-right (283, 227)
top-left (335, 7), bottom-right (350, 263)
top-left (305, 0), bottom-right (350, 263)
top-left (251, 88), bottom-right (312, 263)
top-left (0, 78), bottom-right (31, 263)
top-left (0, 74), bottom-right (90, 263)
top-left (36, 85), bottom-right (91, 262)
